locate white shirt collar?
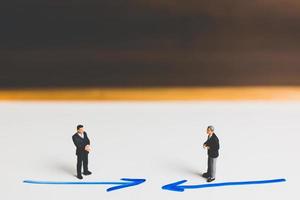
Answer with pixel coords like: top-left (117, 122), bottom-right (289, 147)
top-left (78, 132), bottom-right (84, 138)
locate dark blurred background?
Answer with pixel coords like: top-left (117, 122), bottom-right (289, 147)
top-left (1, 0), bottom-right (300, 88)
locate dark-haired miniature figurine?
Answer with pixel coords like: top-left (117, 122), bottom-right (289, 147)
top-left (72, 125), bottom-right (92, 179)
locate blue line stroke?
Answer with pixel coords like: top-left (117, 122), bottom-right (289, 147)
top-left (23, 178), bottom-right (146, 192)
top-left (162, 178), bottom-right (286, 192)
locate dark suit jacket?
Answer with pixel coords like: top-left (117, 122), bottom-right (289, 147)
top-left (203, 133), bottom-right (220, 158)
top-left (72, 131), bottom-right (90, 155)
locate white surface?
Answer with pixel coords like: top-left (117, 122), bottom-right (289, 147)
top-left (1, 101), bottom-right (299, 199)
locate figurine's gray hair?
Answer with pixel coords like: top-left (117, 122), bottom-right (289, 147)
top-left (207, 125), bottom-right (215, 132)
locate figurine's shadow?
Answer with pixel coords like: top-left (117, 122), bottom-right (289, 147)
top-left (55, 162), bottom-right (76, 177)
top-left (183, 168), bottom-right (206, 179)
top-left (164, 159), bottom-right (206, 179)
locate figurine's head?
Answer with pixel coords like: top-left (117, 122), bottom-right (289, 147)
top-left (77, 124), bottom-right (84, 134)
top-left (207, 126), bottom-right (214, 135)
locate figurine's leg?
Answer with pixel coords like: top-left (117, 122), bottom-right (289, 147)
top-left (83, 153), bottom-right (89, 173)
top-left (211, 158), bottom-right (217, 179)
top-left (207, 157), bottom-right (212, 177)
top-left (77, 154), bottom-right (83, 176)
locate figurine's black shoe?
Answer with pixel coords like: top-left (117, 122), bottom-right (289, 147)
top-left (77, 175), bottom-right (83, 180)
top-left (83, 171), bottom-right (92, 175)
top-left (207, 177), bottom-right (215, 182)
top-left (202, 173), bottom-right (209, 178)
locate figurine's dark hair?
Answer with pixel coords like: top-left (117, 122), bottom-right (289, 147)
top-left (77, 124), bottom-right (84, 130)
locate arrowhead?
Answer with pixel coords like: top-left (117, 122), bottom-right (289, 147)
top-left (162, 180), bottom-right (187, 192)
top-left (106, 178), bottom-right (146, 192)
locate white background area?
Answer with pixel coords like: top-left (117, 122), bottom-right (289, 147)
top-left (1, 101), bottom-right (299, 199)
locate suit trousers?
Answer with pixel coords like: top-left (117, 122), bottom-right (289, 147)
top-left (207, 156), bottom-right (217, 179)
top-left (77, 152), bottom-right (89, 175)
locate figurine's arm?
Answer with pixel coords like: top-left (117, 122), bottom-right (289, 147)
top-left (85, 132), bottom-right (90, 145)
top-left (209, 137), bottom-right (219, 151)
top-left (72, 136), bottom-right (86, 151)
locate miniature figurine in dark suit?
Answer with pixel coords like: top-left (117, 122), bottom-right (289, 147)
top-left (202, 126), bottom-right (220, 182)
top-left (72, 125), bottom-right (92, 179)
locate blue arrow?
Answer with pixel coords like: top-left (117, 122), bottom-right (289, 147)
top-left (162, 178), bottom-right (286, 192)
top-left (23, 178), bottom-right (146, 192)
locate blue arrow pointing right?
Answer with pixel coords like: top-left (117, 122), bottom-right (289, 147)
top-left (23, 178), bottom-right (146, 192)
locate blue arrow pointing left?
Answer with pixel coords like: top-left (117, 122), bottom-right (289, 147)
top-left (162, 178), bottom-right (286, 192)
top-left (23, 178), bottom-right (146, 192)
